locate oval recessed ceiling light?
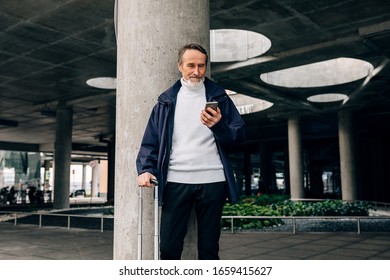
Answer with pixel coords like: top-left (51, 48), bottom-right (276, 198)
top-left (86, 77), bottom-right (116, 89)
top-left (227, 89), bottom-right (273, 115)
top-left (307, 93), bottom-right (348, 103)
top-left (260, 57), bottom-right (373, 88)
top-left (210, 29), bottom-right (271, 62)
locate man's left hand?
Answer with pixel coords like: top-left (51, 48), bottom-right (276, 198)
top-left (201, 107), bottom-right (222, 128)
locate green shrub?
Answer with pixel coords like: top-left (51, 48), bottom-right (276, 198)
top-left (240, 194), bottom-right (290, 206)
top-left (270, 200), bottom-right (374, 216)
top-left (222, 195), bottom-right (375, 230)
top-left (222, 202), bottom-right (282, 230)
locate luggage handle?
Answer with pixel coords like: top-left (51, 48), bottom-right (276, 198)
top-left (137, 179), bottom-right (159, 260)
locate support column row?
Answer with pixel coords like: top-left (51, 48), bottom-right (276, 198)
top-left (287, 111), bottom-right (357, 201)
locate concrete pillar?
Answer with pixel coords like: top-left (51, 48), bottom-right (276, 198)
top-left (259, 140), bottom-right (272, 193)
top-left (283, 144), bottom-right (290, 195)
top-left (288, 115), bottom-right (305, 199)
top-left (338, 110), bottom-right (357, 200)
top-left (114, 0), bottom-right (210, 260)
top-left (43, 160), bottom-right (51, 202)
top-left (53, 107), bottom-right (73, 209)
top-left (244, 151), bottom-right (252, 195)
top-left (82, 164), bottom-right (87, 190)
top-left (107, 137), bottom-right (115, 204)
top-left (43, 160), bottom-right (51, 189)
top-left (91, 160), bottom-right (100, 197)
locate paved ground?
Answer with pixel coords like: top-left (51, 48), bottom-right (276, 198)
top-left (0, 222), bottom-right (389, 260)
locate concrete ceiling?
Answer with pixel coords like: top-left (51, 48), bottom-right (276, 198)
top-left (1, 0), bottom-right (390, 155)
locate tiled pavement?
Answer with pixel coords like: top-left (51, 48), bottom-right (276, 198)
top-left (0, 222), bottom-right (389, 260)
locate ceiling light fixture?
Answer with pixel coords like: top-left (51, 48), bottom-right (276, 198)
top-left (307, 93), bottom-right (348, 103)
top-left (227, 90), bottom-right (273, 115)
top-left (210, 29), bottom-right (271, 62)
top-left (260, 57), bottom-right (373, 88)
top-left (86, 77), bottom-right (117, 89)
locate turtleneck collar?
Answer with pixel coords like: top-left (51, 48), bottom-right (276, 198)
top-left (180, 77), bottom-right (205, 91)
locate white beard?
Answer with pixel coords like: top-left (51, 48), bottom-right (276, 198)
top-left (184, 77), bottom-right (205, 87)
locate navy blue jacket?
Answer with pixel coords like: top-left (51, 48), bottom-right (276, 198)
top-left (136, 77), bottom-right (245, 204)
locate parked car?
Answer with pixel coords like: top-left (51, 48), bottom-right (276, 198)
top-left (70, 189), bottom-right (86, 197)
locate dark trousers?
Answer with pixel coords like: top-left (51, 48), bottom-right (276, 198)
top-left (160, 181), bottom-right (226, 260)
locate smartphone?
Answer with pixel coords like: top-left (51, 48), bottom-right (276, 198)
top-left (205, 101), bottom-right (218, 110)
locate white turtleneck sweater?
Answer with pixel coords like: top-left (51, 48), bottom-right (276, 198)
top-left (166, 78), bottom-right (225, 184)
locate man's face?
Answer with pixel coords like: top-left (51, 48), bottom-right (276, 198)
top-left (178, 49), bottom-right (207, 85)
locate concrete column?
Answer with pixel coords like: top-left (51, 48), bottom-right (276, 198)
top-left (53, 107), bottom-right (73, 209)
top-left (43, 160), bottom-right (51, 202)
top-left (114, 0), bottom-right (210, 260)
top-left (107, 137), bottom-right (115, 204)
top-left (244, 151), bottom-right (252, 195)
top-left (43, 160), bottom-right (51, 190)
top-left (338, 110), bottom-right (357, 200)
top-left (288, 115), bottom-right (305, 199)
top-left (82, 164), bottom-right (87, 190)
top-left (91, 160), bottom-right (100, 197)
top-left (259, 140), bottom-right (272, 193)
top-left (283, 144), bottom-right (290, 195)
top-left (43, 160), bottom-right (51, 181)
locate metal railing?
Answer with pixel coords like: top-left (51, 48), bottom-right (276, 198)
top-left (1, 206), bottom-right (389, 234)
top-left (372, 201), bottom-right (390, 211)
top-left (0, 211), bottom-right (114, 233)
top-left (221, 215), bottom-right (390, 234)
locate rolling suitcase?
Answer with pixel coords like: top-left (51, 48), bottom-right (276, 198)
top-left (137, 179), bottom-right (159, 260)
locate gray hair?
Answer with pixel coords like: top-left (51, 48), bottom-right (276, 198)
top-left (178, 43), bottom-right (208, 65)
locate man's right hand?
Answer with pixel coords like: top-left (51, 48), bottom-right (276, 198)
top-left (136, 172), bottom-right (157, 188)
